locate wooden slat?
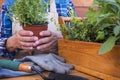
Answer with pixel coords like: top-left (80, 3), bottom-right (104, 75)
top-left (58, 39), bottom-right (120, 80)
top-left (72, 0), bottom-right (93, 6)
top-left (75, 65), bottom-right (120, 80)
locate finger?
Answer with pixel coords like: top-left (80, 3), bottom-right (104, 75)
top-left (20, 41), bottom-right (35, 47)
top-left (35, 36), bottom-right (53, 45)
top-left (20, 46), bottom-right (33, 50)
top-left (39, 30), bottom-right (52, 37)
top-left (19, 30), bottom-right (33, 36)
top-left (36, 40), bottom-right (54, 50)
top-left (18, 42), bottom-right (34, 50)
top-left (20, 36), bottom-right (38, 42)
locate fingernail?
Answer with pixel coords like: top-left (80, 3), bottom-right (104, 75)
top-left (34, 37), bottom-right (38, 40)
top-left (30, 47), bottom-right (33, 49)
top-left (37, 46), bottom-right (41, 49)
top-left (30, 32), bottom-right (33, 35)
top-left (35, 41), bottom-right (39, 44)
top-left (33, 43), bottom-right (37, 46)
top-left (40, 32), bottom-right (43, 36)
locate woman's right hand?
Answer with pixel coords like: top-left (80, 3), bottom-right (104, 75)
top-left (6, 30), bottom-right (38, 52)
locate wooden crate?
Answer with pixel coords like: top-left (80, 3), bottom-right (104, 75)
top-left (72, 0), bottom-right (93, 6)
top-left (72, 0), bottom-right (93, 17)
top-left (58, 39), bottom-right (120, 80)
top-left (0, 0), bottom-right (4, 7)
top-left (75, 6), bottom-right (90, 17)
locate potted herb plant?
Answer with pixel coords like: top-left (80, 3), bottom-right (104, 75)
top-left (9, 0), bottom-right (49, 38)
top-left (58, 0), bottom-right (120, 79)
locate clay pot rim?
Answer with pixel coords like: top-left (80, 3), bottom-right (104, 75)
top-left (22, 22), bottom-right (48, 27)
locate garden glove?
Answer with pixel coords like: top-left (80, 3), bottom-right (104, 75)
top-left (15, 53), bottom-right (73, 74)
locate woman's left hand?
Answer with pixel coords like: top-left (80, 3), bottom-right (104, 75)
top-left (34, 30), bottom-right (63, 53)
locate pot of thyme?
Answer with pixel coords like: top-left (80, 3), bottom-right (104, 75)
top-left (9, 0), bottom-right (49, 39)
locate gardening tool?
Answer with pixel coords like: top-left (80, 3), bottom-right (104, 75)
top-left (0, 59), bottom-right (89, 80)
top-left (0, 59), bottom-right (53, 80)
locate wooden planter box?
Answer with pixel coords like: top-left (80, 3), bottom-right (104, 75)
top-left (72, 0), bottom-right (93, 17)
top-left (58, 39), bottom-right (120, 80)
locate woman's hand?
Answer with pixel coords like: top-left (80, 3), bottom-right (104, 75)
top-left (6, 30), bottom-right (38, 52)
top-left (34, 30), bottom-right (63, 53)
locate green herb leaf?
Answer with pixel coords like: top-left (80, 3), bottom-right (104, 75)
top-left (113, 26), bottom-right (120, 36)
top-left (98, 36), bottom-right (117, 54)
top-left (96, 31), bottom-right (105, 41)
top-left (96, 13), bottom-right (113, 26)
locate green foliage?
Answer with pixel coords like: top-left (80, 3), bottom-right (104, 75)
top-left (98, 36), bottom-right (117, 54)
top-left (61, 0), bottom-right (120, 54)
top-left (9, 0), bottom-right (49, 26)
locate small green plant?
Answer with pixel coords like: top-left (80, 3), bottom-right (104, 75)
top-left (9, 0), bottom-right (49, 26)
top-left (60, 0), bottom-right (120, 54)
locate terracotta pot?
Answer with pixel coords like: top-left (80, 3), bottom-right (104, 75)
top-left (58, 39), bottom-right (120, 80)
top-left (23, 24), bottom-right (48, 39)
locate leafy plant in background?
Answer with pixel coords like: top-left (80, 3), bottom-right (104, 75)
top-left (61, 0), bottom-right (120, 54)
top-left (9, 0), bottom-right (49, 26)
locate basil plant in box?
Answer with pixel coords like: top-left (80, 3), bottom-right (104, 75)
top-left (61, 0), bottom-right (120, 54)
top-left (9, 0), bottom-right (50, 39)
